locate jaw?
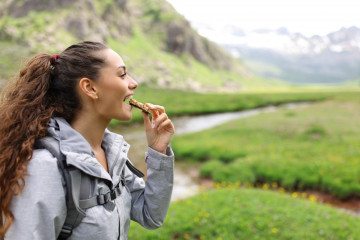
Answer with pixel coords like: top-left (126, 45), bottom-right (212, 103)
top-left (116, 102), bottom-right (133, 122)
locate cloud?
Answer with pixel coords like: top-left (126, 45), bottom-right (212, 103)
top-left (167, 0), bottom-right (360, 36)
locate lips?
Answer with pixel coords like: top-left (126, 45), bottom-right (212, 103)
top-left (123, 94), bottom-right (133, 103)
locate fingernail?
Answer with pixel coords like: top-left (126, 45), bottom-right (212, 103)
top-left (152, 123), bottom-right (156, 128)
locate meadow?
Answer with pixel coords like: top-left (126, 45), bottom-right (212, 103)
top-left (171, 92), bottom-right (360, 199)
top-left (127, 89), bottom-right (360, 239)
top-left (130, 187), bottom-right (360, 239)
top-left (112, 86), bottom-right (342, 125)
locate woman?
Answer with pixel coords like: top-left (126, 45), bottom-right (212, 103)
top-left (0, 41), bottom-right (175, 239)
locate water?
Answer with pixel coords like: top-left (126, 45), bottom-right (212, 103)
top-left (173, 102), bottom-right (309, 136)
top-left (109, 102), bottom-right (310, 201)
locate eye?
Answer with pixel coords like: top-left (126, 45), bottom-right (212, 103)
top-left (119, 72), bottom-right (127, 78)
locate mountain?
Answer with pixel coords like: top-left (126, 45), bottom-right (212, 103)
top-left (0, 0), bottom-right (281, 92)
top-left (195, 24), bottom-right (360, 85)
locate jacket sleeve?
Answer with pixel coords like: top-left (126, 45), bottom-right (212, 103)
top-left (125, 146), bottom-right (174, 229)
top-left (5, 149), bottom-right (67, 240)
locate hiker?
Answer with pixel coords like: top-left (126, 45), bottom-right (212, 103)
top-left (0, 41), bottom-right (175, 240)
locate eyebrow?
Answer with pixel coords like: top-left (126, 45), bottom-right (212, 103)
top-left (117, 66), bottom-right (126, 72)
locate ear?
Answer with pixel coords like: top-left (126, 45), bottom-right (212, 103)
top-left (78, 78), bottom-right (98, 100)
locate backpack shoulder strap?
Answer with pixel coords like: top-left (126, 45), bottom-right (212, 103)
top-left (35, 137), bottom-right (87, 240)
top-left (34, 136), bottom-right (145, 238)
top-left (126, 159), bottom-right (144, 178)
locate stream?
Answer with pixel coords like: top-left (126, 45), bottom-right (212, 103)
top-left (109, 102), bottom-right (310, 201)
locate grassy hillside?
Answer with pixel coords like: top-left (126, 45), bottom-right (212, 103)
top-left (0, 0), bottom-right (287, 91)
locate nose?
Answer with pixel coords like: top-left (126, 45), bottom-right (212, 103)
top-left (128, 75), bottom-right (138, 90)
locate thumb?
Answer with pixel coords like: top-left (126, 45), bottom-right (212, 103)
top-left (142, 111), bottom-right (152, 130)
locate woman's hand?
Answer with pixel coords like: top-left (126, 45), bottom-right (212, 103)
top-left (142, 104), bottom-right (175, 154)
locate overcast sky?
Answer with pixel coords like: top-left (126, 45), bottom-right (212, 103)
top-left (166, 0), bottom-right (360, 36)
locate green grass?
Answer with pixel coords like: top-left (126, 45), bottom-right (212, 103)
top-left (110, 86), bottom-right (338, 125)
top-left (171, 92), bottom-right (360, 199)
top-left (129, 187), bottom-right (360, 240)
top-left (128, 89), bottom-right (360, 239)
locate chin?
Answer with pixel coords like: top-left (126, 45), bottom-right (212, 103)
top-left (117, 113), bottom-right (132, 122)
top-left (124, 116), bottom-right (132, 122)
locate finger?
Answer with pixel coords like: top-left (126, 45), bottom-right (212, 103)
top-left (152, 113), bottom-right (168, 129)
top-left (142, 111), bottom-right (152, 130)
top-left (157, 119), bottom-right (175, 133)
top-left (145, 104), bottom-right (159, 119)
top-left (146, 103), bottom-right (165, 118)
top-left (146, 103), bottom-right (165, 113)
top-left (153, 105), bottom-right (165, 114)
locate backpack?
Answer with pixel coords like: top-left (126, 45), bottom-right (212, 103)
top-left (35, 136), bottom-right (144, 240)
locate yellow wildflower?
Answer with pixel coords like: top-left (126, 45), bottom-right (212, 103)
top-left (309, 195), bottom-right (318, 202)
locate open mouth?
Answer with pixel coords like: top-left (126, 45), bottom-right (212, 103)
top-left (123, 94), bottom-right (133, 104)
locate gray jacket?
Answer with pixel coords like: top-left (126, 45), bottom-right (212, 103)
top-left (5, 117), bottom-right (174, 240)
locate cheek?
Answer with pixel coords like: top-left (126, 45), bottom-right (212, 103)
top-left (103, 83), bottom-right (127, 99)
top-left (110, 88), bottom-right (128, 109)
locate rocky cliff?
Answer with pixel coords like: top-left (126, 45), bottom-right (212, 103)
top-left (0, 0), bottom-right (255, 91)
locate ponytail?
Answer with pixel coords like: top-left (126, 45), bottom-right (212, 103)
top-left (0, 53), bottom-right (55, 236)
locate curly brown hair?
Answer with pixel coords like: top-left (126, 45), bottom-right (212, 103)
top-left (0, 41), bottom-right (108, 237)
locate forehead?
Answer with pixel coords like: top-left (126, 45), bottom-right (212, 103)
top-left (102, 49), bottom-right (125, 69)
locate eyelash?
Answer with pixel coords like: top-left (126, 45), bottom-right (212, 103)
top-left (120, 73), bottom-right (127, 78)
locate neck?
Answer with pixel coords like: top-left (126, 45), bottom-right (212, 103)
top-left (70, 110), bottom-right (110, 151)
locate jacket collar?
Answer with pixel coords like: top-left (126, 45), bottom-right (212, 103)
top-left (48, 117), bottom-right (129, 184)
